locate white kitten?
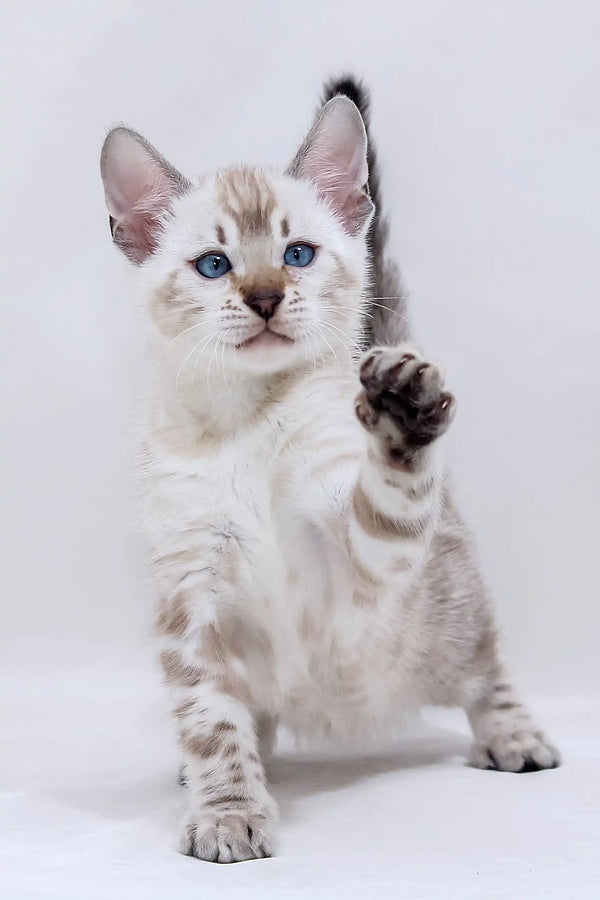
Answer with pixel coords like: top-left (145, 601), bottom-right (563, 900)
top-left (100, 79), bottom-right (560, 863)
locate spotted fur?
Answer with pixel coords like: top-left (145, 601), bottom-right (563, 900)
top-left (100, 78), bottom-right (560, 864)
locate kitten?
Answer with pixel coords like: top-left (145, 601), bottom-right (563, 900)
top-left (100, 77), bottom-right (560, 863)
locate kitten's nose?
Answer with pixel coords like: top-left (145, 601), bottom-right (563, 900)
top-left (244, 289), bottom-right (283, 321)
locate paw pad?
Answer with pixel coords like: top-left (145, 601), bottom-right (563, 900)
top-left (356, 346), bottom-right (455, 453)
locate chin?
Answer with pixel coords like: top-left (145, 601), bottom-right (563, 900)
top-left (232, 328), bottom-right (306, 375)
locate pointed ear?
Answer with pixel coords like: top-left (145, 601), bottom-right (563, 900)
top-left (100, 127), bottom-right (190, 264)
top-left (288, 96), bottom-right (373, 235)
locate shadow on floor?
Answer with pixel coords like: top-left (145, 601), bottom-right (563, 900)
top-left (269, 726), bottom-right (470, 818)
top-left (45, 725), bottom-right (469, 826)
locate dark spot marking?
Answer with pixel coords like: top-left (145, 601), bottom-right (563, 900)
top-left (181, 720), bottom-right (235, 759)
top-left (156, 591), bottom-right (190, 637)
top-left (222, 742), bottom-right (240, 758)
top-left (352, 482), bottom-right (431, 540)
top-left (216, 167), bottom-right (276, 238)
top-left (160, 649), bottom-right (204, 687)
top-left (173, 697), bottom-right (196, 718)
top-left (182, 730), bottom-right (223, 758)
top-left (205, 792), bottom-right (247, 808)
top-left (214, 720), bottom-right (236, 735)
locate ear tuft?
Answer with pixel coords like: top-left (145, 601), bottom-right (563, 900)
top-left (100, 127), bottom-right (189, 264)
top-left (288, 96), bottom-right (373, 235)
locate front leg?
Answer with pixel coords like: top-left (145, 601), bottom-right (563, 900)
top-left (355, 348), bottom-right (560, 773)
top-left (157, 563), bottom-right (276, 862)
top-left (350, 344), bottom-right (456, 587)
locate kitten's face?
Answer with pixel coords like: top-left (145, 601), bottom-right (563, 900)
top-left (102, 96), bottom-right (373, 383)
top-left (145, 167), bottom-right (365, 377)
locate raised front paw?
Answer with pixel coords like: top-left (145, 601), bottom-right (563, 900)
top-left (180, 808), bottom-right (273, 863)
top-left (355, 345), bottom-right (456, 464)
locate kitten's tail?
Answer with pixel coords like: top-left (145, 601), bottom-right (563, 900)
top-left (321, 76), bottom-right (409, 345)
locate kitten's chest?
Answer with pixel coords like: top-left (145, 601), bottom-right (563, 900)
top-left (144, 423), bottom-right (279, 539)
top-left (145, 414), bottom-right (405, 731)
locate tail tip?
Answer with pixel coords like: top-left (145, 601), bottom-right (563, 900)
top-left (321, 74), bottom-right (371, 123)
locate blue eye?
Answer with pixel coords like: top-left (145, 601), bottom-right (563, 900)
top-left (284, 244), bottom-right (315, 267)
top-left (195, 253), bottom-right (232, 278)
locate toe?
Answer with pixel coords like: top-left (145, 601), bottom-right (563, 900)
top-left (180, 812), bottom-right (274, 863)
top-left (469, 732), bottom-right (561, 773)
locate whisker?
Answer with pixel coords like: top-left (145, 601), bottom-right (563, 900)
top-left (219, 334), bottom-right (228, 387)
top-left (206, 332), bottom-right (223, 389)
top-left (367, 300), bottom-right (409, 322)
top-left (176, 331), bottom-right (216, 392)
top-left (310, 323), bottom-right (341, 375)
top-left (167, 318), bottom-right (213, 351)
top-left (191, 331), bottom-right (219, 387)
top-left (298, 326), bottom-right (315, 374)
top-left (319, 303), bottom-right (374, 320)
top-left (302, 324), bottom-right (325, 373)
top-left (318, 319), bottom-right (363, 354)
top-left (318, 304), bottom-right (375, 323)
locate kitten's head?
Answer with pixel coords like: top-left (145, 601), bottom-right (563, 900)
top-left (100, 97), bottom-right (373, 381)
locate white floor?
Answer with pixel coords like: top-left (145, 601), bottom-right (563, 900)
top-left (2, 648), bottom-right (599, 899)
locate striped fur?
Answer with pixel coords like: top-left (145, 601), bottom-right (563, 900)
top-left (100, 78), bottom-right (560, 864)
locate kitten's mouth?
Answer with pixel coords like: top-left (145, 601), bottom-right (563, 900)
top-left (237, 327), bottom-right (295, 350)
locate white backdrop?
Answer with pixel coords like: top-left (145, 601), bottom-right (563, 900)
top-left (2, 4), bottom-right (600, 897)
top-left (1, 0), bottom-right (599, 694)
